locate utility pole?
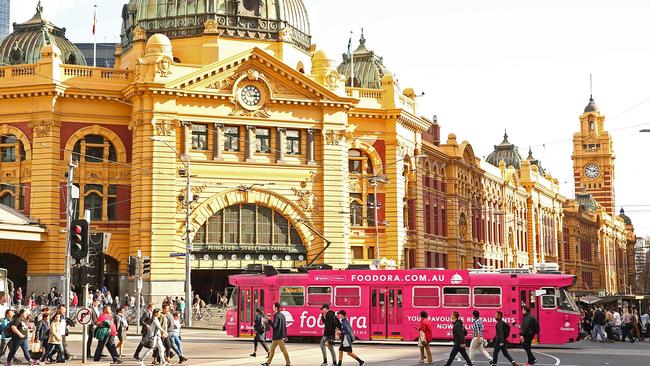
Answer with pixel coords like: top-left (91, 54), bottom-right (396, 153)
top-left (64, 156), bottom-right (78, 318)
top-left (184, 153), bottom-right (193, 327)
top-left (136, 249), bottom-right (142, 334)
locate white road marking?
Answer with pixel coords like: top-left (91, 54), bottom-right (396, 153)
top-left (537, 351), bottom-right (561, 365)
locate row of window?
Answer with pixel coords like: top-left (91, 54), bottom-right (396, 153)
top-left (351, 246), bottom-right (376, 260)
top-left (278, 285), bottom-right (505, 309)
top-left (191, 124), bottom-right (301, 154)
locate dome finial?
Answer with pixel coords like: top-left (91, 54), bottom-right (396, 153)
top-left (527, 146), bottom-right (533, 159)
top-left (359, 27), bottom-right (365, 46)
top-left (502, 130), bottom-right (509, 143)
top-left (620, 207), bottom-right (625, 214)
top-left (36, 0), bottom-right (43, 14)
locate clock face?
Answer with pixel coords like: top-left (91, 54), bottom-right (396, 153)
top-left (239, 85), bottom-right (261, 107)
top-left (585, 163), bottom-right (600, 179)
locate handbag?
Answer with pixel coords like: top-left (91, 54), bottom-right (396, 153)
top-left (141, 336), bottom-right (154, 349)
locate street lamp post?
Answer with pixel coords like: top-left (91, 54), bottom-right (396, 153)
top-left (149, 136), bottom-right (193, 326)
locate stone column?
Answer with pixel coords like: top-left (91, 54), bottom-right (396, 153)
top-left (182, 121), bottom-right (191, 156)
top-left (245, 125), bottom-right (256, 162)
top-left (213, 123), bottom-right (223, 160)
top-left (276, 127), bottom-right (286, 163)
top-left (306, 128), bottom-right (316, 165)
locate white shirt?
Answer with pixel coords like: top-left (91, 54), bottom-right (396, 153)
top-left (173, 319), bottom-right (181, 337)
top-left (59, 317), bottom-right (67, 336)
top-left (613, 312), bottom-right (621, 326)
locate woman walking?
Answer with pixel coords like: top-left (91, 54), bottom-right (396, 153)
top-left (250, 308), bottom-right (269, 358)
top-left (417, 311), bottom-right (433, 364)
top-left (34, 312), bottom-right (51, 362)
top-left (6, 309), bottom-right (35, 366)
top-left (115, 306), bottom-right (129, 357)
top-left (92, 305), bottom-right (122, 364)
top-left (336, 310), bottom-right (365, 366)
top-left (137, 308), bottom-right (170, 366)
top-left (40, 313), bottom-right (65, 363)
top-left (170, 312), bottom-right (188, 363)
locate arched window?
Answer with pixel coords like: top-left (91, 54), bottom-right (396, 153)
top-left (1, 135), bottom-right (26, 162)
top-left (350, 199), bottom-right (363, 226)
top-left (76, 184), bottom-right (118, 222)
top-left (72, 134), bottom-right (117, 163)
top-left (84, 191), bottom-right (103, 221)
top-left (0, 191), bottom-right (14, 208)
top-left (348, 149), bottom-right (376, 227)
top-left (0, 184), bottom-right (23, 210)
top-left (194, 204), bottom-right (304, 248)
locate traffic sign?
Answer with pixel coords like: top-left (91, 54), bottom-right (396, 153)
top-left (76, 307), bottom-right (92, 325)
top-left (169, 252), bottom-right (186, 257)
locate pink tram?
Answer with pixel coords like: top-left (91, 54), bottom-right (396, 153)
top-left (225, 266), bottom-right (580, 345)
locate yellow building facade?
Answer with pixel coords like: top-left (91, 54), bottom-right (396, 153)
top-left (0, 1), bottom-right (633, 299)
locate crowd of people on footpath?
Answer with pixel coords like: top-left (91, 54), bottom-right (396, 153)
top-left (250, 303), bottom-right (539, 366)
top-left (581, 304), bottom-right (650, 343)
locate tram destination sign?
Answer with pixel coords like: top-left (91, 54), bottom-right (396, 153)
top-left (309, 270), bottom-right (470, 285)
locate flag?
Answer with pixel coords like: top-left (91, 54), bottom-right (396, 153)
top-left (92, 8), bottom-right (97, 35)
top-left (347, 34), bottom-right (352, 56)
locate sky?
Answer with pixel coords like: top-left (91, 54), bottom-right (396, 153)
top-left (10, 0), bottom-right (650, 236)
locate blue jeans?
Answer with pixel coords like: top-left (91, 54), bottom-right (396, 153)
top-left (7, 337), bottom-right (31, 363)
top-left (171, 334), bottom-right (184, 357)
top-left (492, 342), bottom-right (514, 364)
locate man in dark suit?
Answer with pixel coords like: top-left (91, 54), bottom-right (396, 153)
top-left (133, 303), bottom-right (154, 360)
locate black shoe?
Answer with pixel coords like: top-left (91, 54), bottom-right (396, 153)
top-left (260, 363), bottom-right (269, 366)
top-left (112, 359), bottom-right (123, 364)
top-left (133, 354), bottom-right (140, 360)
top-left (250, 353), bottom-right (256, 357)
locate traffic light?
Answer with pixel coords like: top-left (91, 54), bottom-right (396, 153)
top-left (70, 219), bottom-right (89, 262)
top-left (128, 256), bottom-right (137, 277)
top-left (142, 256), bottom-right (151, 276)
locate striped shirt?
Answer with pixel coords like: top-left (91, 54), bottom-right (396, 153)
top-left (472, 317), bottom-right (484, 337)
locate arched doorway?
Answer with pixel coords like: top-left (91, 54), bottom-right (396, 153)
top-left (103, 255), bottom-right (119, 296)
top-left (0, 253), bottom-right (27, 294)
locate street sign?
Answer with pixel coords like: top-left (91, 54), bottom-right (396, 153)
top-left (76, 307), bottom-right (92, 325)
top-left (169, 252), bottom-right (186, 257)
top-left (598, 290), bottom-right (606, 297)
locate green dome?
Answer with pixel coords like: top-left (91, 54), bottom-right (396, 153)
top-left (121, 0), bottom-right (311, 52)
top-left (0, 1), bottom-right (86, 66)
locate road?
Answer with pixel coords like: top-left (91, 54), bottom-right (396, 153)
top-left (32, 329), bottom-right (650, 365)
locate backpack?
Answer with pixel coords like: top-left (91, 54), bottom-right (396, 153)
top-left (531, 317), bottom-right (540, 335)
top-left (502, 321), bottom-right (511, 339)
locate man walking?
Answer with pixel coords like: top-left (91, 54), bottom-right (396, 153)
top-left (592, 306), bottom-right (606, 342)
top-left (443, 311), bottom-right (473, 366)
top-left (133, 303), bottom-right (154, 360)
top-left (469, 310), bottom-right (492, 363)
top-left (320, 304), bottom-right (341, 366)
top-left (491, 311), bottom-right (518, 366)
top-left (87, 299), bottom-right (102, 357)
top-left (261, 302), bottom-right (291, 366)
top-left (519, 306), bottom-right (539, 366)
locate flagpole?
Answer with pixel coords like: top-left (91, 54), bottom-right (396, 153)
top-left (93, 5), bottom-right (97, 67)
top-left (349, 31), bottom-right (354, 88)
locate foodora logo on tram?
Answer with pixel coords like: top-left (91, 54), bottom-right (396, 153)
top-left (284, 310), bottom-right (368, 330)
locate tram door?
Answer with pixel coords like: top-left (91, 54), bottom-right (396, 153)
top-left (519, 288), bottom-right (538, 340)
top-left (370, 287), bottom-right (403, 339)
top-left (238, 287), bottom-right (265, 337)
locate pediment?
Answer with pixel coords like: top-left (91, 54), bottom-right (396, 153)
top-left (165, 48), bottom-right (352, 105)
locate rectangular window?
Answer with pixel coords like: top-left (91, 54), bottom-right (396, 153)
top-left (442, 287), bottom-right (470, 308)
top-left (241, 204), bottom-right (256, 244)
top-left (258, 206), bottom-right (272, 245)
top-left (255, 128), bottom-right (271, 153)
top-left (224, 206), bottom-right (239, 244)
top-left (207, 211), bottom-right (223, 244)
top-left (286, 129), bottom-right (300, 154)
top-left (107, 197), bottom-right (117, 221)
top-left (473, 287), bottom-right (502, 308)
top-left (306, 286), bottom-right (332, 306)
top-left (349, 159), bottom-right (362, 174)
top-left (413, 286), bottom-right (440, 307)
top-left (279, 286), bottom-right (304, 306)
top-left (334, 287), bottom-right (361, 307)
top-left (367, 246), bottom-right (375, 260)
top-left (352, 246), bottom-right (364, 259)
top-left (540, 288), bottom-right (557, 309)
top-left (224, 126), bottom-right (240, 152)
top-left (191, 124), bottom-right (208, 150)
top-left (366, 194), bottom-right (376, 226)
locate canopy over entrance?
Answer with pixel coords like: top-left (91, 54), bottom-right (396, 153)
top-left (0, 203), bottom-right (45, 241)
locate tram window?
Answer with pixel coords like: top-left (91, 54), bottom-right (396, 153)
top-left (540, 288), bottom-right (556, 309)
top-left (280, 286), bottom-right (304, 306)
top-left (307, 286), bottom-right (332, 306)
top-left (558, 288), bottom-right (579, 312)
top-left (442, 287), bottom-right (470, 308)
top-left (413, 286), bottom-right (440, 308)
top-left (335, 286), bottom-right (361, 307)
top-left (474, 287), bottom-right (501, 308)
top-left (228, 288), bottom-right (239, 307)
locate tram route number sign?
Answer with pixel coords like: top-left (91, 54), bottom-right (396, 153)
top-left (76, 307), bottom-right (92, 325)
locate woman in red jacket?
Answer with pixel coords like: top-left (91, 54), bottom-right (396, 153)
top-left (418, 311), bottom-right (433, 364)
top-left (93, 305), bottom-right (123, 364)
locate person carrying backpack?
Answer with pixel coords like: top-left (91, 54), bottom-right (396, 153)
top-left (336, 310), bottom-right (364, 366)
top-left (491, 311), bottom-right (518, 366)
top-left (251, 308), bottom-right (269, 358)
top-left (0, 309), bottom-right (14, 358)
top-left (443, 311), bottom-right (473, 366)
top-left (319, 304), bottom-right (341, 366)
top-left (519, 306), bottom-right (539, 366)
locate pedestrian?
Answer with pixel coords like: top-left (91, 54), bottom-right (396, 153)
top-left (417, 311), bottom-right (433, 364)
top-left (319, 304), bottom-right (340, 366)
top-left (621, 307), bottom-right (631, 342)
top-left (251, 308), bottom-right (270, 358)
top-left (442, 311), bottom-right (473, 366)
top-left (137, 308), bottom-right (170, 366)
top-left (592, 306), bottom-right (606, 342)
top-left (15, 287), bottom-right (22, 306)
top-left (159, 303), bottom-right (177, 363)
top-left (629, 310), bottom-right (640, 343)
top-left (40, 313), bottom-right (64, 363)
top-left (87, 299), bottom-right (102, 357)
top-left (261, 302), bottom-right (291, 366)
top-left (469, 310), bottom-right (492, 364)
top-left (170, 312), bottom-right (188, 363)
top-left (490, 311), bottom-right (518, 366)
top-left (336, 310), bottom-right (364, 366)
top-left (133, 303), bottom-right (154, 360)
top-left (5, 308), bottom-right (34, 365)
top-left (178, 298), bottom-right (186, 323)
top-left (640, 308), bottom-right (649, 340)
top-left (0, 309), bottom-right (14, 359)
top-left (71, 292), bottom-right (78, 307)
top-left (92, 305), bottom-right (122, 364)
top-left (34, 312), bottom-right (50, 361)
top-left (115, 306), bottom-right (129, 357)
top-left (518, 306), bottom-right (539, 366)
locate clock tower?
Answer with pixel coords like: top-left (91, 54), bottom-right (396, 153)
top-left (571, 96), bottom-right (616, 215)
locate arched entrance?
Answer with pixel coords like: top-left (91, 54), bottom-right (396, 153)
top-left (103, 255), bottom-right (119, 296)
top-left (0, 253), bottom-right (27, 294)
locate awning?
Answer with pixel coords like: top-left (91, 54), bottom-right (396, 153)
top-left (0, 204), bottom-right (45, 242)
top-left (579, 295), bottom-right (601, 304)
